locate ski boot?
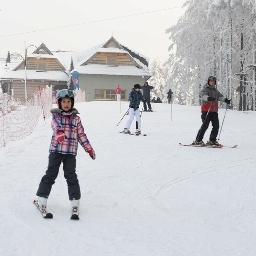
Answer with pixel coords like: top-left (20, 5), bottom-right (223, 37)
top-left (192, 140), bottom-right (205, 146)
top-left (70, 200), bottom-right (79, 220)
top-left (33, 196), bottom-right (53, 219)
top-left (123, 128), bottom-right (131, 134)
top-left (135, 129), bottom-right (141, 136)
top-left (206, 140), bottom-right (222, 147)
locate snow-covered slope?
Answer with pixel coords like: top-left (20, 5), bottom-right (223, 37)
top-left (1, 102), bottom-right (256, 256)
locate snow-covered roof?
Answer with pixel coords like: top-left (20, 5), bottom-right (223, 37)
top-left (26, 53), bottom-right (56, 59)
top-left (53, 51), bottom-right (74, 71)
top-left (120, 44), bottom-right (149, 67)
top-left (76, 37), bottom-right (150, 71)
top-left (77, 46), bottom-right (147, 69)
top-left (0, 70), bottom-right (69, 81)
top-left (75, 44), bottom-right (103, 66)
top-left (75, 64), bottom-right (150, 77)
top-left (0, 61), bottom-right (20, 73)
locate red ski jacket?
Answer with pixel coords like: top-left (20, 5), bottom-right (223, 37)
top-left (200, 85), bottom-right (224, 112)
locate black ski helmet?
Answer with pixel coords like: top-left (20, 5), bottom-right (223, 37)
top-left (134, 84), bottom-right (141, 89)
top-left (56, 89), bottom-right (75, 109)
top-left (208, 76), bottom-right (217, 85)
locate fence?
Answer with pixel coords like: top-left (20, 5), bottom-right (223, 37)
top-left (75, 89), bottom-right (86, 103)
top-left (0, 86), bottom-right (52, 147)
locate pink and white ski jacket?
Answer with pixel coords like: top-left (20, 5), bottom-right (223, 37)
top-left (49, 108), bottom-right (93, 156)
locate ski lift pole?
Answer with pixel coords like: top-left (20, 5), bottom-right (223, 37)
top-left (116, 109), bottom-right (129, 127)
top-left (217, 104), bottom-right (228, 141)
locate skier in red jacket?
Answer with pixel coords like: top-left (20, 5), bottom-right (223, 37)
top-left (193, 76), bottom-right (231, 146)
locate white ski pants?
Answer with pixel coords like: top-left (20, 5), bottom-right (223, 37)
top-left (125, 108), bottom-right (141, 130)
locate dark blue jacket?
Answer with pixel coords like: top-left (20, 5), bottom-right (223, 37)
top-left (142, 84), bottom-right (153, 100)
top-left (129, 89), bottom-right (143, 109)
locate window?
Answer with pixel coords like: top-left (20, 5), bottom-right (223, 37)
top-left (95, 89), bottom-right (105, 100)
top-left (106, 89), bottom-right (116, 100)
top-left (95, 89), bottom-right (126, 100)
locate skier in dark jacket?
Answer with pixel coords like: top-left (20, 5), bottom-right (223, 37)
top-left (193, 76), bottom-right (231, 146)
top-left (123, 84), bottom-right (143, 135)
top-left (142, 82), bottom-right (153, 111)
top-left (167, 89), bottom-right (173, 104)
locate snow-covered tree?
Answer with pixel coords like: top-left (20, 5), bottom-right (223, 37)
top-left (167, 0), bottom-right (256, 110)
top-left (148, 61), bottom-right (170, 102)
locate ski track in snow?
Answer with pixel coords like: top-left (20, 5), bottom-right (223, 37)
top-left (150, 157), bottom-right (256, 215)
top-left (1, 102), bottom-right (256, 256)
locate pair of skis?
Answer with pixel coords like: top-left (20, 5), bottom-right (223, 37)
top-left (119, 131), bottom-right (147, 136)
top-left (179, 143), bottom-right (238, 149)
top-left (33, 200), bottom-right (79, 220)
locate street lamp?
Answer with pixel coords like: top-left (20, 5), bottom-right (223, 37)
top-left (24, 43), bottom-right (38, 102)
top-left (10, 44), bottom-right (38, 102)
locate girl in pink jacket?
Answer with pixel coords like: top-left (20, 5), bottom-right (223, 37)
top-left (34, 89), bottom-right (95, 220)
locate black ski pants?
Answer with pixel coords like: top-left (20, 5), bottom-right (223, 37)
top-left (36, 153), bottom-right (81, 200)
top-left (143, 99), bottom-right (152, 111)
top-left (196, 112), bottom-right (219, 142)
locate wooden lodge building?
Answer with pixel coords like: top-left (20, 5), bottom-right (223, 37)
top-left (75, 36), bottom-right (151, 101)
top-left (0, 43), bottom-right (69, 101)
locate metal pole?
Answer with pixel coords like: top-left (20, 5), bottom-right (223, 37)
top-left (219, 31), bottom-right (222, 89)
top-left (252, 32), bottom-right (256, 111)
top-left (253, 67), bottom-right (256, 111)
top-left (24, 42), bottom-right (28, 102)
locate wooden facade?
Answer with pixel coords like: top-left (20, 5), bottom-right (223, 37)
top-left (85, 52), bottom-right (140, 67)
top-left (1, 80), bottom-right (66, 101)
top-left (14, 57), bottom-right (65, 71)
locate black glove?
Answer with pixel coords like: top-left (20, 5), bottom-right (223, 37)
top-left (207, 96), bottom-right (216, 101)
top-left (224, 98), bottom-right (231, 105)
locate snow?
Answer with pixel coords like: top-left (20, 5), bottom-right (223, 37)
top-left (1, 102), bottom-right (256, 256)
top-left (0, 70), bottom-right (69, 81)
top-left (26, 54), bottom-right (57, 59)
top-left (76, 64), bottom-right (150, 76)
top-left (0, 60), bottom-right (20, 73)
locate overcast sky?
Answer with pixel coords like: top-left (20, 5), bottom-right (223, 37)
top-left (0, 0), bottom-right (185, 63)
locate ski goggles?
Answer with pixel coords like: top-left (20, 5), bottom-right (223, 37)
top-left (56, 89), bottom-right (75, 100)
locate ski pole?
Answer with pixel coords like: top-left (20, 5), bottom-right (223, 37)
top-left (171, 98), bottom-right (173, 121)
top-left (217, 104), bottom-right (228, 141)
top-left (116, 109), bottom-right (129, 126)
